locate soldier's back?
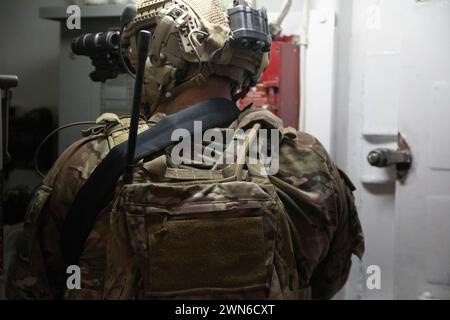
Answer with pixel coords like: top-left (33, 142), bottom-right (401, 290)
top-left (7, 110), bottom-right (364, 300)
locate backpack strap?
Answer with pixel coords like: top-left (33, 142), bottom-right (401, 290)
top-left (235, 123), bottom-right (262, 181)
top-left (62, 98), bottom-right (241, 267)
top-left (231, 109), bottom-right (285, 180)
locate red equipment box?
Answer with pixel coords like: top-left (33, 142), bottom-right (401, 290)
top-left (240, 40), bottom-right (300, 129)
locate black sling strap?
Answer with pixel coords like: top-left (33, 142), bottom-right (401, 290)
top-left (62, 98), bottom-right (241, 266)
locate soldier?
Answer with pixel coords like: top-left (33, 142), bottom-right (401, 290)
top-left (6, 0), bottom-right (364, 300)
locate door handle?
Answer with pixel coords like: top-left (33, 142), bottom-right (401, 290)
top-left (367, 134), bottom-right (412, 182)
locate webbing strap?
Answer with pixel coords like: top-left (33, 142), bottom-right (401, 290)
top-left (62, 98), bottom-right (240, 266)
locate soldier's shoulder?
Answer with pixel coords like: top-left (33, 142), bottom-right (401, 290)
top-left (232, 108), bottom-right (333, 168)
top-left (44, 115), bottom-right (134, 189)
top-left (277, 128), bottom-right (337, 184)
top-left (234, 108), bottom-right (330, 158)
top-left (275, 125), bottom-right (354, 210)
top-left (280, 128), bottom-right (357, 192)
top-left (44, 113), bottom-right (161, 195)
top-left (231, 108), bottom-right (283, 130)
top-left (280, 127), bottom-right (331, 163)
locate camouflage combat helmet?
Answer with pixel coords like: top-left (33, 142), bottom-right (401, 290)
top-left (122, 0), bottom-right (270, 109)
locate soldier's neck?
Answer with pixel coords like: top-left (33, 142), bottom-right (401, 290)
top-left (157, 77), bottom-right (233, 115)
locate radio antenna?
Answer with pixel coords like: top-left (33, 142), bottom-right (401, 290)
top-left (123, 30), bottom-right (151, 185)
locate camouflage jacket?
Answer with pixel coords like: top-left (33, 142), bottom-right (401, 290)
top-left (6, 109), bottom-right (364, 300)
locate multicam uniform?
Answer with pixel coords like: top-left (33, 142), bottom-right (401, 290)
top-left (7, 109), bottom-right (364, 300)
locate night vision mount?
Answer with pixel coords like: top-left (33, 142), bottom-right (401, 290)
top-left (71, 31), bottom-right (125, 82)
top-left (228, 0), bottom-right (272, 52)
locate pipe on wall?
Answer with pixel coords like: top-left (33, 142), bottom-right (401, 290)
top-left (275, 0), bottom-right (293, 26)
top-left (299, 0), bottom-right (310, 131)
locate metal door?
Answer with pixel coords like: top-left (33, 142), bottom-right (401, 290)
top-left (393, 0), bottom-right (450, 300)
